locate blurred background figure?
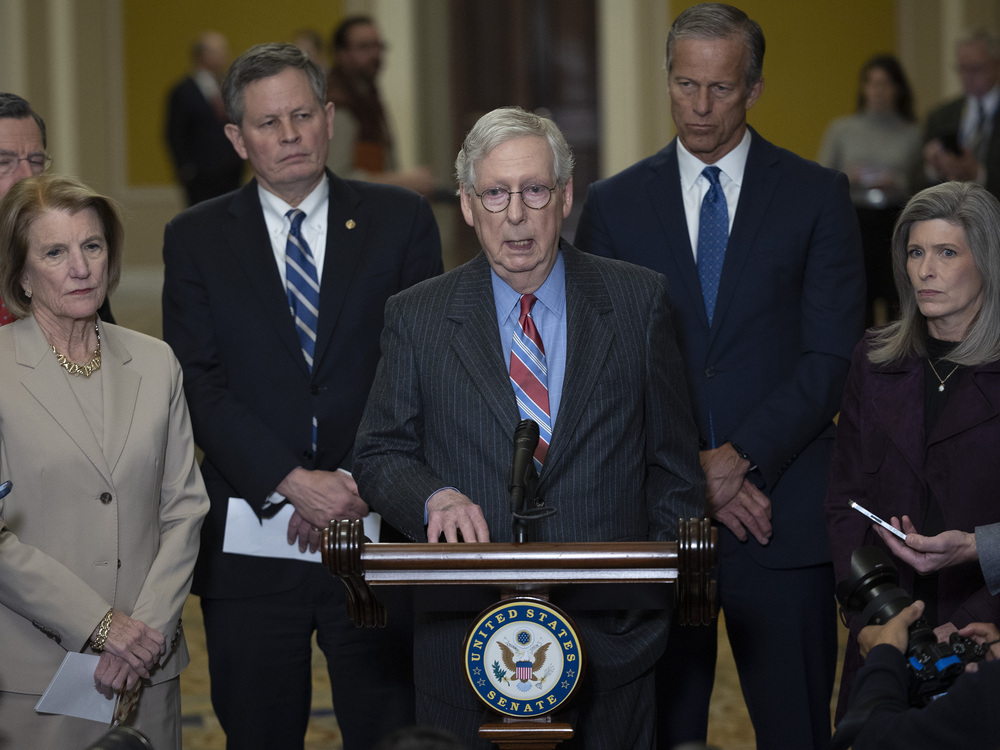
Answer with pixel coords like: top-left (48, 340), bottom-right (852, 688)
top-left (923, 29), bottom-right (1000, 201)
top-left (165, 31), bottom-right (244, 206)
top-left (293, 28), bottom-right (329, 72)
top-left (819, 54), bottom-right (922, 326)
top-left (325, 15), bottom-right (434, 196)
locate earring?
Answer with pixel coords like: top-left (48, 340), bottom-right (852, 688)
top-left (24, 289), bottom-right (31, 298)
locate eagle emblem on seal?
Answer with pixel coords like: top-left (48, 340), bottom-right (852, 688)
top-left (498, 636), bottom-right (551, 692)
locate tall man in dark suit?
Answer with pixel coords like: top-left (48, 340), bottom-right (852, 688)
top-left (923, 29), bottom-right (1000, 201)
top-left (353, 106), bottom-right (705, 750)
top-left (165, 32), bottom-right (245, 206)
top-left (575, 4), bottom-right (865, 749)
top-left (161, 43), bottom-right (443, 750)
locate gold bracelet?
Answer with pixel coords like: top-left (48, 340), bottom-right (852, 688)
top-left (91, 609), bottom-right (114, 652)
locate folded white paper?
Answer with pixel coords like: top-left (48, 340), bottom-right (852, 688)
top-left (223, 497), bottom-right (381, 562)
top-left (35, 652), bottom-right (114, 724)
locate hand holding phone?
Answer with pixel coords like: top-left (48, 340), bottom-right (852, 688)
top-left (849, 499), bottom-right (907, 541)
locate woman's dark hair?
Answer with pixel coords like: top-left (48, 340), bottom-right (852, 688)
top-left (857, 54), bottom-right (915, 122)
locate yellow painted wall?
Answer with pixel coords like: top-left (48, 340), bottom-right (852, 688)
top-left (122, 0), bottom-right (341, 186)
top-left (672, 0), bottom-right (898, 160)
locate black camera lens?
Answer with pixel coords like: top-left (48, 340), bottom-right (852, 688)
top-left (836, 546), bottom-right (912, 625)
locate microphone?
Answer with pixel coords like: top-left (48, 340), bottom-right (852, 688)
top-left (509, 419), bottom-right (539, 498)
top-left (509, 420), bottom-right (539, 543)
top-left (507, 420), bottom-right (555, 543)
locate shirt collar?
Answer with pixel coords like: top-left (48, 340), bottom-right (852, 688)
top-left (491, 250), bottom-right (567, 325)
top-left (258, 175), bottom-right (329, 233)
top-left (968, 85), bottom-right (1000, 117)
top-left (192, 69), bottom-right (220, 99)
top-left (676, 128), bottom-right (752, 191)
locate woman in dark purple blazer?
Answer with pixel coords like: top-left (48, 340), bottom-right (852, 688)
top-left (825, 181), bottom-right (1000, 719)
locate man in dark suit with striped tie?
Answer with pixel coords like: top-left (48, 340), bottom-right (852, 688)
top-left (353, 106), bottom-right (705, 749)
top-left (161, 43), bottom-right (442, 750)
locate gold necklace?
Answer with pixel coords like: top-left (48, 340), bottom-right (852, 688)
top-left (928, 358), bottom-right (960, 392)
top-left (52, 322), bottom-right (101, 377)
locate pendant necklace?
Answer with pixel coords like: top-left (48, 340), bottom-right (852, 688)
top-left (928, 358), bottom-right (960, 392)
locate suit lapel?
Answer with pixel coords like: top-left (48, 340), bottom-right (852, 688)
top-left (447, 255), bottom-right (521, 437)
top-left (642, 145), bottom-right (708, 328)
top-left (711, 128), bottom-right (780, 337)
top-left (15, 317), bottom-right (113, 483)
top-left (222, 181), bottom-right (309, 373)
top-left (313, 173), bottom-right (366, 373)
top-left (928, 363), bottom-right (1000, 445)
top-left (872, 360), bottom-right (926, 479)
top-left (541, 246), bottom-right (614, 479)
top-left (99, 324), bottom-right (141, 476)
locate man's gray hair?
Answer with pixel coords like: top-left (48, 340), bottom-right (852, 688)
top-left (869, 181), bottom-right (1000, 367)
top-left (222, 43), bottom-right (326, 125)
top-left (666, 3), bottom-right (765, 90)
top-left (454, 107), bottom-right (575, 195)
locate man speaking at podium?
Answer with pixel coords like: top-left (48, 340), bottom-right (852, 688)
top-left (354, 107), bottom-right (705, 749)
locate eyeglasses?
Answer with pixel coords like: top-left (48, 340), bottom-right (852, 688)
top-left (474, 184), bottom-right (555, 213)
top-left (0, 153), bottom-right (51, 177)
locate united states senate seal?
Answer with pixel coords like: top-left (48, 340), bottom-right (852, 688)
top-left (463, 598), bottom-right (584, 717)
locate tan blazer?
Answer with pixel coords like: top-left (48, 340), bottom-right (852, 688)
top-left (0, 316), bottom-right (209, 694)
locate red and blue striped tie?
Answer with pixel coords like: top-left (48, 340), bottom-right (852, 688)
top-left (510, 294), bottom-right (551, 469)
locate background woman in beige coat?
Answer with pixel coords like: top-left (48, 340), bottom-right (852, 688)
top-left (0, 174), bottom-right (208, 749)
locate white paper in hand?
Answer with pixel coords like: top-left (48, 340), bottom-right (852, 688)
top-left (223, 497), bottom-right (381, 561)
top-left (35, 652), bottom-right (114, 724)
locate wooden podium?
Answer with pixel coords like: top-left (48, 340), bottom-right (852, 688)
top-left (322, 518), bottom-right (716, 748)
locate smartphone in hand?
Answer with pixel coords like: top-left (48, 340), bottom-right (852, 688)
top-left (849, 499), bottom-right (907, 541)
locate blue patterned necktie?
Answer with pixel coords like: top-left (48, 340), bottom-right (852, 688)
top-left (697, 166), bottom-right (728, 325)
top-left (285, 209), bottom-right (320, 369)
top-left (510, 294), bottom-right (552, 471)
top-left (285, 208), bottom-right (320, 450)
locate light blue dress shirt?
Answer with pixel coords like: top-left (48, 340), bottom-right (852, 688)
top-left (491, 250), bottom-right (567, 425)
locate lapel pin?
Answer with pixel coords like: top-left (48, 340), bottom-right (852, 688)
top-left (345, 219), bottom-right (356, 230)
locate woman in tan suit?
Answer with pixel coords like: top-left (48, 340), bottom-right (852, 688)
top-left (0, 174), bottom-right (209, 749)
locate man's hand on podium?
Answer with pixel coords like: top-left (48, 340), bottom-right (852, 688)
top-left (426, 489), bottom-right (491, 543)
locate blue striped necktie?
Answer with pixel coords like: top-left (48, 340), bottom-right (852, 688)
top-left (510, 294), bottom-right (552, 471)
top-left (697, 166), bottom-right (728, 325)
top-left (285, 208), bottom-right (320, 450)
top-left (285, 209), bottom-right (320, 369)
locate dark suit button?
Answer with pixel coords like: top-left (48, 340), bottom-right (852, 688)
top-left (310, 386), bottom-right (319, 395)
top-left (100, 492), bottom-right (113, 504)
top-left (705, 367), bottom-right (716, 378)
top-left (117, 559), bottom-right (122, 569)
top-left (533, 498), bottom-right (545, 507)
top-left (301, 450), bottom-right (314, 461)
